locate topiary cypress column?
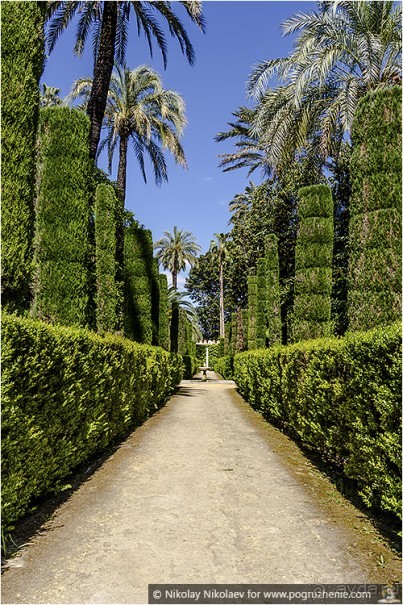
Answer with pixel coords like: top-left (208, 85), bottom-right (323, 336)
top-left (247, 275), bottom-right (257, 350)
top-left (170, 301), bottom-right (179, 353)
top-left (348, 87), bottom-right (402, 331)
top-left (256, 258), bottom-right (267, 348)
top-left (230, 311), bottom-right (238, 356)
top-left (94, 184), bottom-right (119, 333)
top-left (1, 1), bottom-right (44, 312)
top-left (31, 107), bottom-right (93, 327)
top-left (242, 309), bottom-right (249, 351)
top-left (265, 234), bottom-right (282, 346)
top-left (158, 273), bottom-right (170, 350)
top-left (123, 223), bottom-right (154, 344)
top-left (224, 319), bottom-right (231, 355)
top-left (292, 184), bottom-right (334, 342)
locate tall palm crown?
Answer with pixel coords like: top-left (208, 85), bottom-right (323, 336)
top-left (154, 226), bottom-right (201, 290)
top-left (46, 1), bottom-right (205, 159)
top-left (69, 64), bottom-right (187, 202)
top-left (247, 0), bottom-right (402, 171)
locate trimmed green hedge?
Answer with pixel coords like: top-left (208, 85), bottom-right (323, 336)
top-left (292, 185), bottom-right (334, 342)
top-left (158, 274), bottom-right (170, 350)
top-left (265, 234), bottom-right (281, 347)
top-left (348, 87), bottom-right (402, 331)
top-left (2, 313), bottom-right (183, 530)
top-left (234, 323), bottom-right (401, 520)
top-left (31, 107), bottom-right (93, 328)
top-left (1, 1), bottom-right (44, 313)
top-left (95, 184), bottom-right (119, 333)
top-left (123, 223), bottom-right (155, 344)
top-left (215, 355), bottom-right (234, 380)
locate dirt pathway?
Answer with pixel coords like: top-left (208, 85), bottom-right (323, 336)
top-left (2, 373), bottom-right (401, 604)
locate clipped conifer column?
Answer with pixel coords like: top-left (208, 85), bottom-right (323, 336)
top-left (224, 320), bottom-right (231, 355)
top-left (265, 234), bottom-right (282, 346)
top-left (158, 274), bottom-right (170, 350)
top-left (256, 258), bottom-right (267, 348)
top-left (242, 309), bottom-right (249, 351)
top-left (2, 2), bottom-right (44, 312)
top-left (348, 87), bottom-right (402, 330)
top-left (292, 184), bottom-right (334, 342)
top-left (31, 108), bottom-right (93, 327)
top-left (230, 311), bottom-right (238, 356)
top-left (247, 275), bottom-right (257, 350)
top-left (123, 224), bottom-right (154, 344)
top-left (94, 184), bottom-right (119, 333)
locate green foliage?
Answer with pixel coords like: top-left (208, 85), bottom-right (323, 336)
top-left (31, 107), bottom-right (93, 328)
top-left (196, 344), bottom-right (219, 368)
top-left (177, 308), bottom-right (197, 378)
top-left (265, 234), bottom-right (282, 347)
top-left (256, 258), bottom-right (267, 348)
top-left (1, 1), bottom-right (44, 312)
top-left (230, 311), bottom-right (237, 356)
top-left (217, 337), bottom-right (225, 358)
top-left (95, 184), bottom-right (119, 333)
top-left (224, 320), bottom-right (231, 356)
top-left (214, 356), bottom-right (234, 380)
top-left (2, 312), bottom-right (183, 530)
top-left (348, 87), bottom-right (402, 331)
top-left (123, 222), bottom-right (155, 344)
top-left (158, 274), bottom-right (170, 350)
top-left (170, 301), bottom-right (179, 353)
top-left (292, 185), bottom-right (334, 341)
top-left (247, 275), bottom-right (257, 350)
top-left (234, 323), bottom-right (402, 521)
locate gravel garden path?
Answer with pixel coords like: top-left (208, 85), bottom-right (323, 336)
top-left (2, 372), bottom-right (401, 604)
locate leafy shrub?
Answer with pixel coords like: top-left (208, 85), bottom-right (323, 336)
top-left (234, 323), bottom-right (401, 520)
top-left (158, 274), bottom-right (170, 350)
top-left (1, 2), bottom-right (44, 312)
top-left (265, 234), bottom-right (281, 346)
top-left (2, 313), bottom-right (183, 530)
top-left (31, 107), bottom-right (93, 328)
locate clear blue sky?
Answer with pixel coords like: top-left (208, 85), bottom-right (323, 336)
top-left (42, 1), bottom-right (314, 286)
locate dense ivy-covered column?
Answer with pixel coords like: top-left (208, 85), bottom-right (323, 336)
top-left (348, 87), bottom-right (402, 331)
top-left (242, 309), bottom-right (249, 351)
top-left (123, 223), bottom-right (154, 344)
top-left (265, 234), bottom-right (282, 346)
top-left (292, 184), bottom-right (334, 342)
top-left (247, 275), bottom-right (257, 350)
top-left (256, 258), bottom-right (267, 349)
top-left (94, 184), bottom-right (119, 333)
top-left (31, 108), bottom-right (93, 327)
top-left (170, 301), bottom-right (179, 353)
top-left (158, 274), bottom-right (170, 350)
top-left (1, 2), bottom-right (44, 312)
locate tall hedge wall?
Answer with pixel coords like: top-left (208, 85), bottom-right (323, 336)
top-left (158, 274), bottom-right (170, 350)
top-left (1, 2), bottom-right (44, 312)
top-left (234, 323), bottom-right (401, 521)
top-left (95, 184), bottom-right (119, 333)
top-left (348, 87), bottom-right (402, 331)
top-left (123, 224), bottom-right (155, 344)
top-left (31, 107), bottom-right (93, 327)
top-left (2, 313), bottom-right (183, 530)
top-left (265, 234), bottom-right (281, 347)
top-left (292, 184), bottom-right (334, 342)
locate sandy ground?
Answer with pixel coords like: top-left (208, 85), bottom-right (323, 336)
top-left (2, 372), bottom-right (401, 604)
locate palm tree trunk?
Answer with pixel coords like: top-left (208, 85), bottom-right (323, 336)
top-left (86, 1), bottom-right (118, 161)
top-left (117, 134), bottom-right (128, 203)
top-left (219, 257), bottom-right (225, 338)
top-left (172, 271), bottom-right (178, 290)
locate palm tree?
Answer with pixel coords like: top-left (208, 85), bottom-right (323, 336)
top-left (46, 1), bottom-right (205, 160)
top-left (40, 83), bottom-right (63, 107)
top-left (247, 0), bottom-right (402, 171)
top-left (167, 287), bottom-right (202, 341)
top-left (68, 64), bottom-right (187, 203)
top-left (154, 226), bottom-right (201, 290)
top-left (215, 106), bottom-right (268, 177)
top-left (209, 233), bottom-right (228, 339)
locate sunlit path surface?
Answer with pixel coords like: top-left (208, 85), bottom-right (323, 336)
top-left (2, 373), bottom-right (400, 604)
